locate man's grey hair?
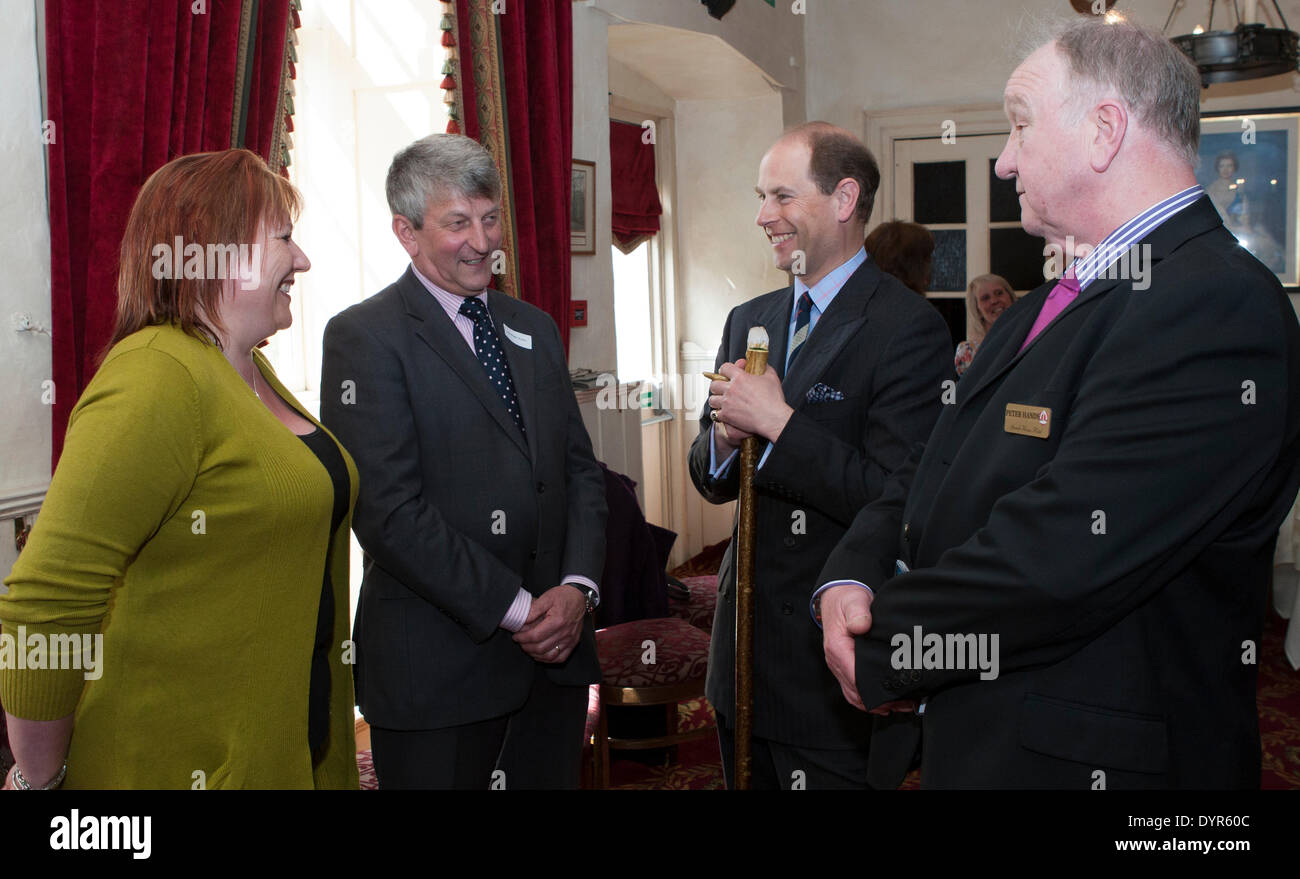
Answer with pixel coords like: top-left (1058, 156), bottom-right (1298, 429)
top-left (1026, 15), bottom-right (1201, 167)
top-left (386, 133), bottom-right (502, 229)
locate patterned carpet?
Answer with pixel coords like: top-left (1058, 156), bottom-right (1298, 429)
top-left (354, 591), bottom-right (1300, 790)
top-left (354, 698), bottom-right (724, 791)
top-left (592, 611), bottom-right (1300, 790)
top-left (1259, 610), bottom-right (1300, 789)
top-left (606, 698), bottom-right (724, 790)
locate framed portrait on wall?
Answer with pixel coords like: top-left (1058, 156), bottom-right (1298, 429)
top-left (571, 159), bottom-right (596, 255)
top-left (1197, 110), bottom-right (1300, 288)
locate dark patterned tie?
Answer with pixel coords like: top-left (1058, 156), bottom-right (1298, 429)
top-left (459, 297), bottom-right (526, 437)
top-left (786, 291), bottom-right (814, 371)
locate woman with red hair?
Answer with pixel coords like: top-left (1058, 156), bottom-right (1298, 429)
top-left (1, 150), bottom-right (358, 789)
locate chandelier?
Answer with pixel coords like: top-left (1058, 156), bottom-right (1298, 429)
top-left (1164, 0), bottom-right (1300, 85)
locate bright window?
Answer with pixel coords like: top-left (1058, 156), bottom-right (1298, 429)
top-left (611, 240), bottom-right (655, 384)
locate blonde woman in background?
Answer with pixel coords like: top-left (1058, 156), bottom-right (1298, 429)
top-left (954, 273), bottom-right (1016, 377)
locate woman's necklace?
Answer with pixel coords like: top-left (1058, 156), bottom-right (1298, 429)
top-left (248, 362), bottom-right (263, 402)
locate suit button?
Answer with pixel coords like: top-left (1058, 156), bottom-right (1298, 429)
top-left (903, 522), bottom-right (910, 538)
top-left (884, 680), bottom-right (895, 691)
top-left (782, 602), bottom-right (793, 615)
top-left (783, 536), bottom-right (796, 548)
top-left (529, 549), bottom-right (537, 560)
top-left (910, 670), bottom-right (921, 682)
top-left (536, 481), bottom-right (546, 494)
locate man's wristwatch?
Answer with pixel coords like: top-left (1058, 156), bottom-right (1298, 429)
top-left (567, 583), bottom-right (599, 615)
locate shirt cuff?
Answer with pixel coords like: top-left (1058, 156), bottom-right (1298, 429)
top-left (500, 588), bottom-right (533, 632)
top-left (756, 441), bottom-right (773, 471)
top-left (809, 580), bottom-right (874, 629)
top-left (562, 575), bottom-right (600, 607)
top-left (708, 424), bottom-right (738, 478)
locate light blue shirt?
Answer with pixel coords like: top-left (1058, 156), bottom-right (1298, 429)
top-left (708, 247), bottom-right (869, 477)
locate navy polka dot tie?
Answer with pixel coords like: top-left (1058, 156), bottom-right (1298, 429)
top-left (459, 297), bottom-right (526, 437)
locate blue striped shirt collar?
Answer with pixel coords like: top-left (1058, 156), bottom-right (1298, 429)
top-left (1071, 184), bottom-right (1203, 289)
top-left (794, 246), bottom-right (868, 315)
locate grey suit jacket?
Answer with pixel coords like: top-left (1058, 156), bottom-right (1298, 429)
top-left (688, 257), bottom-right (953, 750)
top-left (321, 267), bottom-right (606, 730)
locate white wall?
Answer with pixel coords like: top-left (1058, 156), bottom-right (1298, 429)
top-left (805, 0), bottom-right (1300, 128)
top-left (673, 93), bottom-right (789, 553)
top-left (0, 0), bottom-right (53, 588)
top-left (803, 0), bottom-right (1300, 320)
top-left (596, 0), bottom-right (805, 125)
top-left (573, 1), bottom-right (800, 559)
top-left (569, 6), bottom-right (618, 375)
top-left (609, 58), bottom-right (674, 116)
top-left (573, 0), bottom-right (805, 377)
top-left (674, 95), bottom-right (790, 352)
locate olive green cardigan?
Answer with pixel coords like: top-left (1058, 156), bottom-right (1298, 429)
top-left (0, 325), bottom-right (360, 789)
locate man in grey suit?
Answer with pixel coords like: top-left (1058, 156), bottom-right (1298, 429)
top-left (321, 134), bottom-right (606, 789)
top-left (691, 122), bottom-right (952, 788)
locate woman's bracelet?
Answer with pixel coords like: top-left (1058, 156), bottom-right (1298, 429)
top-left (10, 762), bottom-right (68, 790)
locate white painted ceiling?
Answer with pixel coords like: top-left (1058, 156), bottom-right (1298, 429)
top-left (607, 22), bottom-right (781, 101)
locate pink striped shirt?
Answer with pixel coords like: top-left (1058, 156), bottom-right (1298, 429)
top-left (411, 264), bottom-right (489, 351)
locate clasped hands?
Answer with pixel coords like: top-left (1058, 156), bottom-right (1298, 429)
top-left (708, 359), bottom-right (794, 452)
top-left (820, 584), bottom-right (916, 716)
top-left (512, 584), bottom-right (586, 664)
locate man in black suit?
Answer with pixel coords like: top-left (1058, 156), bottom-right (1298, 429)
top-left (818, 18), bottom-right (1300, 789)
top-left (690, 122), bottom-right (952, 788)
top-left (321, 134), bottom-right (606, 789)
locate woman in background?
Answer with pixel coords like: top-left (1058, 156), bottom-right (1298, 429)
top-left (1206, 149), bottom-right (1285, 270)
top-left (1, 150), bottom-right (359, 789)
top-left (865, 220), bottom-right (934, 296)
top-left (955, 273), bottom-right (1016, 377)
top-left (1207, 150), bottom-right (1247, 229)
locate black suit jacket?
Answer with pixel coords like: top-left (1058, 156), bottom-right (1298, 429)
top-left (821, 198), bottom-right (1300, 788)
top-left (689, 257), bottom-right (952, 750)
top-left (321, 268), bottom-right (606, 730)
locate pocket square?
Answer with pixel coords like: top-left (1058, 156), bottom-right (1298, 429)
top-left (806, 382), bottom-right (845, 403)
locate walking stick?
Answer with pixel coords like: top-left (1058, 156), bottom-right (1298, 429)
top-left (734, 326), bottom-right (768, 790)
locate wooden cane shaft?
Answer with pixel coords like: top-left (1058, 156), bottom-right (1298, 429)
top-left (733, 345), bottom-right (769, 790)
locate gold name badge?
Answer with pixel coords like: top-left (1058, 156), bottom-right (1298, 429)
top-left (1004, 403), bottom-right (1052, 439)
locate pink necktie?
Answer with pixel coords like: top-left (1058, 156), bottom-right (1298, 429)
top-left (1019, 268), bottom-right (1080, 352)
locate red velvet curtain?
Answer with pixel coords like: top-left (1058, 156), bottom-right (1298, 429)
top-left (455, 0), bottom-right (574, 351)
top-left (46, 1), bottom-right (293, 465)
top-left (610, 120), bottom-right (662, 250)
top-left (243, 2), bottom-right (295, 168)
